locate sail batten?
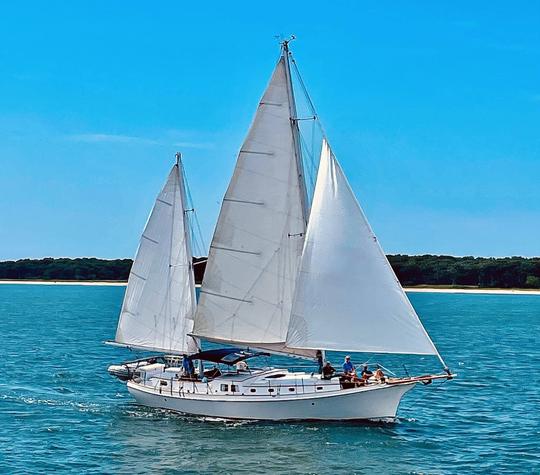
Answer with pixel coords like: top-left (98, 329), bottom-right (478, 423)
top-left (193, 55), bottom-right (308, 351)
top-left (114, 163), bottom-right (197, 354)
top-left (286, 140), bottom-right (441, 357)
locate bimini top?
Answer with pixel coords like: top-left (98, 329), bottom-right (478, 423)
top-left (188, 348), bottom-right (270, 365)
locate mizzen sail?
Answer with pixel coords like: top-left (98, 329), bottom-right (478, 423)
top-left (115, 163), bottom-right (197, 354)
top-left (286, 140), bottom-right (441, 356)
top-left (193, 55), bottom-right (311, 354)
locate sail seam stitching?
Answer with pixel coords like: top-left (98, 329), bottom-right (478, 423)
top-left (129, 271), bottom-right (147, 281)
top-left (200, 290), bottom-right (252, 303)
top-left (141, 235), bottom-right (159, 244)
top-left (240, 150), bottom-right (274, 156)
top-left (259, 101), bottom-right (283, 107)
top-left (210, 245), bottom-right (261, 256)
top-left (223, 198), bottom-right (265, 206)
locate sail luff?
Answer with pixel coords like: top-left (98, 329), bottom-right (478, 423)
top-left (286, 140), bottom-right (444, 361)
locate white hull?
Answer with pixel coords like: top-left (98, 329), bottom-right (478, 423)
top-left (126, 379), bottom-right (416, 421)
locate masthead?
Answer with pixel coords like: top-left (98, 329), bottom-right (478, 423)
top-left (279, 34), bottom-right (296, 55)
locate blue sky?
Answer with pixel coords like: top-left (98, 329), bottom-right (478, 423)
top-left (1, 1), bottom-right (539, 260)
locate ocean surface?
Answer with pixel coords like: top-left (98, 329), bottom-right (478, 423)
top-left (1, 284), bottom-right (539, 474)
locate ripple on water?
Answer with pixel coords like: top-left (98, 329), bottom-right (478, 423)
top-left (1, 287), bottom-right (540, 473)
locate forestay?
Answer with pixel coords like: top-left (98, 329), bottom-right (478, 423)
top-left (286, 140), bottom-right (441, 356)
top-left (193, 57), bottom-right (311, 354)
top-left (115, 164), bottom-right (197, 354)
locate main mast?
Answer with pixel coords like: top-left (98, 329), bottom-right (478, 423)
top-left (281, 38), bottom-right (310, 226)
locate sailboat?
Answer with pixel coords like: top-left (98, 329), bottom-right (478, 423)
top-left (107, 40), bottom-right (453, 421)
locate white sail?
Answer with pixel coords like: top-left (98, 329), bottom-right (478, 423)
top-left (193, 56), bottom-right (312, 355)
top-left (286, 140), bottom-right (441, 356)
top-left (115, 163), bottom-right (197, 354)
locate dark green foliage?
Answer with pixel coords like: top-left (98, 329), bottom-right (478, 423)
top-left (1, 255), bottom-right (539, 289)
top-left (0, 258), bottom-right (133, 282)
top-left (388, 255), bottom-right (540, 289)
top-left (0, 257), bottom-right (208, 284)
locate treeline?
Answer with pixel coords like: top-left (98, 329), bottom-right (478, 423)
top-left (1, 255), bottom-right (540, 289)
top-left (0, 257), bottom-right (207, 284)
top-left (388, 255), bottom-right (540, 289)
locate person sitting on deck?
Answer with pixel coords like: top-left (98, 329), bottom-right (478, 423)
top-left (361, 365), bottom-right (373, 380)
top-left (322, 361), bottom-right (336, 380)
top-left (374, 366), bottom-right (386, 383)
top-left (342, 355), bottom-right (355, 375)
top-left (349, 370), bottom-right (366, 387)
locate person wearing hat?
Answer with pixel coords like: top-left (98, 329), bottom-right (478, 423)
top-left (342, 355), bottom-right (354, 375)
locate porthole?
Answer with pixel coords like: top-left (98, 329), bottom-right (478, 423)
top-left (250, 388), bottom-right (256, 393)
top-left (288, 388), bottom-right (295, 392)
top-left (316, 386), bottom-right (323, 390)
top-left (268, 388), bottom-right (275, 393)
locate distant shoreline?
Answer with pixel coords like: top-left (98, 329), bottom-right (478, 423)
top-left (0, 279), bottom-right (127, 287)
top-left (405, 287), bottom-right (540, 296)
top-left (1, 279), bottom-right (540, 295)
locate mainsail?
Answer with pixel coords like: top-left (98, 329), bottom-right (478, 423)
top-left (114, 162), bottom-right (197, 354)
top-left (193, 54), bottom-right (313, 356)
top-left (286, 140), bottom-right (442, 357)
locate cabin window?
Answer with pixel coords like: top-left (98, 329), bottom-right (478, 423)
top-left (220, 384), bottom-right (229, 392)
top-left (288, 388), bottom-right (295, 392)
top-left (268, 388), bottom-right (275, 393)
top-left (231, 384), bottom-right (238, 392)
top-left (250, 388), bottom-right (256, 393)
top-left (316, 386), bottom-right (323, 390)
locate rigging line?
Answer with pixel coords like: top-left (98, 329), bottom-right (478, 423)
top-left (181, 163), bottom-right (207, 254)
top-left (298, 130), bottom-right (317, 188)
top-left (290, 55), bottom-right (330, 145)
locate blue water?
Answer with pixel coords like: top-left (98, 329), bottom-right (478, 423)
top-left (1, 285), bottom-right (539, 474)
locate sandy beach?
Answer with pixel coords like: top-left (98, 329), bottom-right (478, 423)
top-left (1, 279), bottom-right (540, 295)
top-left (404, 287), bottom-right (540, 296)
top-left (0, 280), bottom-right (127, 287)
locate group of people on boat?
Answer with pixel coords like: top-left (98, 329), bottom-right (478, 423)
top-left (180, 351), bottom-right (385, 388)
top-left (321, 355), bottom-right (385, 387)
